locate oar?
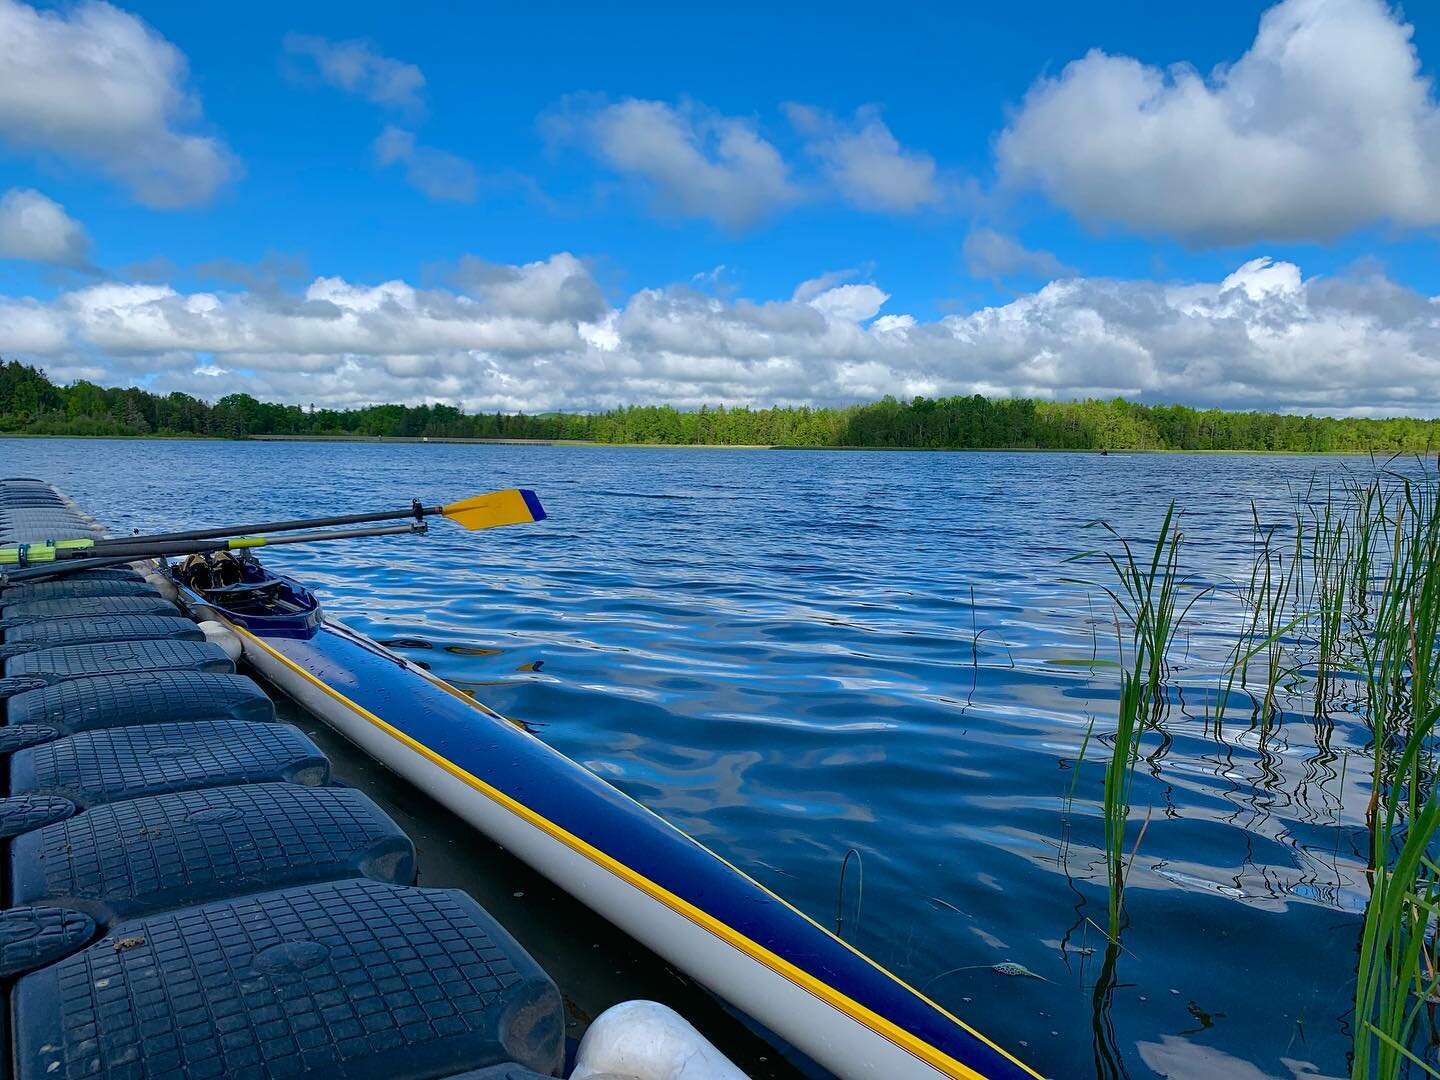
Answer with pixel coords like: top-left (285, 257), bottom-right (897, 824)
top-left (99, 488), bottom-right (546, 546)
top-left (0, 488), bottom-right (546, 566)
top-left (1, 522), bottom-right (427, 585)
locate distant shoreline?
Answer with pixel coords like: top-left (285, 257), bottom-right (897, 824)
top-left (6, 360), bottom-right (1437, 455)
top-left (1, 432), bottom-right (1424, 458)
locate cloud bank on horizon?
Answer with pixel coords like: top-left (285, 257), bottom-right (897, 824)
top-left (10, 253), bottom-right (1437, 418)
top-left (0, 0), bottom-right (1437, 416)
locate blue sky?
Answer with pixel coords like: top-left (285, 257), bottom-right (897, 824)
top-left (1, 0), bottom-right (1439, 414)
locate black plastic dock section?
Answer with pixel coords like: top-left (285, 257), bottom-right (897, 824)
top-left (0, 480), bottom-right (564, 1079)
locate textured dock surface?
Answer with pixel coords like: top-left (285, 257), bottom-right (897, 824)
top-left (0, 479), bottom-right (564, 1079)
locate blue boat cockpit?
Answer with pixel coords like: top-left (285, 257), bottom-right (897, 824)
top-left (171, 552), bottom-right (322, 639)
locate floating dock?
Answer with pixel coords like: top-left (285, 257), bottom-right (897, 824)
top-left (0, 478), bottom-right (565, 1080)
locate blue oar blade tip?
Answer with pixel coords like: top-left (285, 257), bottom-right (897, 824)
top-left (519, 489), bottom-right (547, 522)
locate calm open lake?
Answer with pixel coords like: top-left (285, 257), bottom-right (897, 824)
top-left (9, 438), bottom-right (1429, 1078)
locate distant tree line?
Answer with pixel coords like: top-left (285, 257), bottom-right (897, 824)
top-left (2, 359), bottom-right (1437, 453)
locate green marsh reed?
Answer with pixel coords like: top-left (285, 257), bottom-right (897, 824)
top-left (1351, 474), bottom-right (1440, 1079)
top-left (1303, 482), bottom-right (1351, 717)
top-left (1065, 465), bottom-right (1440, 1076)
top-left (1069, 503), bottom-right (1205, 942)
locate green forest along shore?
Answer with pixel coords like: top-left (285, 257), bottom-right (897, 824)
top-left (3, 359), bottom-right (1438, 453)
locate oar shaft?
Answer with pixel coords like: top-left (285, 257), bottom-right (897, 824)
top-left (94, 522), bottom-right (425, 560)
top-left (93, 502), bottom-right (436, 549)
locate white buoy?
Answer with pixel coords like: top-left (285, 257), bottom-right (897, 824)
top-left (197, 620), bottom-right (243, 662)
top-left (570, 1001), bottom-right (749, 1080)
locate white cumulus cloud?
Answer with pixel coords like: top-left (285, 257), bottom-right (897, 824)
top-left (282, 35), bottom-right (471, 203)
top-left (963, 228), bottom-right (1072, 281)
top-left (997, 0), bottom-right (1440, 244)
top-left (805, 283), bottom-right (889, 323)
top-left (545, 97), bottom-right (800, 230)
top-left (0, 0), bottom-right (236, 207)
top-left (1, 255), bottom-right (1438, 417)
top-left (450, 253), bottom-right (607, 323)
top-left (792, 268), bottom-right (863, 304)
top-left (787, 104), bottom-right (944, 212)
top-left (374, 126), bottom-right (477, 203)
top-left (0, 188), bottom-right (90, 267)
top-left (283, 33), bottom-right (426, 112)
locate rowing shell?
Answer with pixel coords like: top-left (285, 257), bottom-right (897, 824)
top-left (183, 587), bottom-right (1039, 1080)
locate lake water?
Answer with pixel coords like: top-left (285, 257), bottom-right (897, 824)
top-left (7, 438), bottom-right (1429, 1079)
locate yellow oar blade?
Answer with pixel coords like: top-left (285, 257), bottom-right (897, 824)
top-left (442, 488), bottom-right (547, 531)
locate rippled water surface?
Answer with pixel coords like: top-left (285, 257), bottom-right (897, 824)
top-left (10, 438), bottom-right (1430, 1078)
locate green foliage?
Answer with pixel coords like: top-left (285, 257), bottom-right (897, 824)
top-left (3, 360), bottom-right (1440, 451)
